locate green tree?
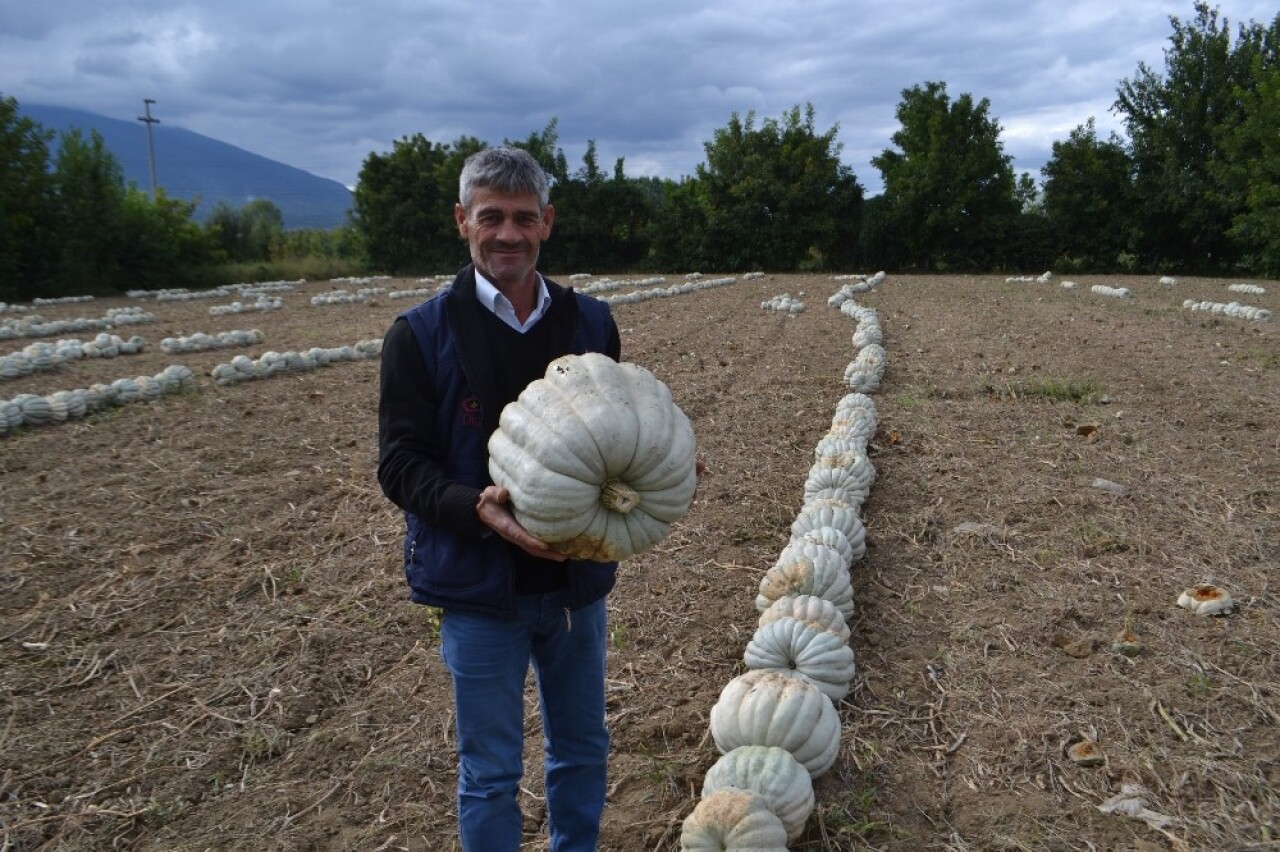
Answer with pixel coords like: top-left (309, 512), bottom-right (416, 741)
top-left (204, 200), bottom-right (245, 262)
top-left (871, 81), bottom-right (1018, 271)
top-left (204, 198), bottom-right (284, 263)
top-left (354, 134), bottom-right (455, 273)
top-left (507, 119), bottom-right (569, 187)
top-left (1213, 19), bottom-right (1280, 274)
top-left (0, 95), bottom-right (56, 299)
top-left (857, 194), bottom-right (905, 271)
top-left (1041, 118), bottom-right (1136, 271)
top-left (118, 188), bottom-right (212, 288)
top-left (1114, 2), bottom-right (1275, 272)
top-left (50, 128), bottom-right (127, 292)
top-left (1014, 172), bottom-right (1041, 214)
top-left (241, 199), bottom-right (285, 260)
top-left (545, 142), bottom-right (656, 273)
top-left (694, 104), bottom-right (862, 271)
top-left (646, 177), bottom-right (711, 272)
top-left (276, 223), bottom-right (363, 262)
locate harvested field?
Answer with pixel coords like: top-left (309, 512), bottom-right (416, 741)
top-left (1, 272), bottom-right (1277, 851)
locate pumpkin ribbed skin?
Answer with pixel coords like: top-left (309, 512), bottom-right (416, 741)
top-left (44, 394), bottom-right (68, 422)
top-left (487, 353), bottom-right (698, 561)
top-left (811, 436), bottom-right (864, 471)
top-left (13, 394), bottom-right (50, 426)
top-left (829, 407), bottom-right (876, 445)
top-left (745, 616), bottom-right (856, 701)
top-left (709, 670), bottom-right (841, 777)
top-left (853, 323), bottom-right (883, 348)
top-left (835, 391), bottom-right (877, 417)
top-left (755, 542), bottom-right (854, 621)
top-left (791, 505), bottom-right (866, 562)
top-left (679, 789), bottom-right (789, 851)
top-left (844, 344), bottom-right (887, 393)
top-left (771, 539), bottom-right (846, 579)
top-left (701, 746), bottom-right (814, 842)
top-left (791, 526), bottom-right (855, 569)
top-left (758, 594), bottom-right (851, 642)
top-left (803, 455), bottom-right (875, 507)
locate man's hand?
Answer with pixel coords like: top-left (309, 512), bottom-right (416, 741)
top-left (476, 485), bottom-right (569, 562)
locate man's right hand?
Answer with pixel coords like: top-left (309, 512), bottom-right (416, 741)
top-left (475, 485), bottom-right (569, 562)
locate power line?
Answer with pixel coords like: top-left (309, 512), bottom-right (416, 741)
top-left (137, 98), bottom-right (160, 200)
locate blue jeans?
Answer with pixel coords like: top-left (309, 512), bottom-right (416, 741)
top-left (440, 591), bottom-right (609, 852)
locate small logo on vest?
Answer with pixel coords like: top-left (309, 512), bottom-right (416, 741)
top-left (460, 396), bottom-right (482, 427)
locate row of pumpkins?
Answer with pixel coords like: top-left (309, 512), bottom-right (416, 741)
top-left (0, 364), bottom-right (197, 437)
top-left (1227, 283), bottom-right (1267, 295)
top-left (208, 339), bottom-right (383, 385)
top-left (597, 275), bottom-right (740, 306)
top-left (575, 271), bottom-right (758, 297)
top-left (0, 307), bottom-right (156, 342)
top-left (680, 275), bottom-right (889, 850)
top-left (209, 296), bottom-right (285, 316)
top-left (838, 300), bottom-right (887, 395)
top-left (830, 271), bottom-right (886, 294)
top-left (1005, 273), bottom-right (1273, 322)
top-left (1091, 284), bottom-right (1133, 299)
top-left (2, 332), bottom-right (384, 434)
top-left (761, 294), bottom-right (806, 315)
top-left (126, 280), bottom-right (302, 301)
top-left (32, 294), bottom-right (96, 305)
top-left (309, 289), bottom-right (385, 306)
top-left (577, 275), bottom-right (669, 295)
top-left (1183, 299), bottom-right (1272, 322)
top-left (1, 333), bottom-right (147, 381)
top-left (160, 329), bottom-right (265, 355)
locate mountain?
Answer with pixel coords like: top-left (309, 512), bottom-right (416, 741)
top-left (19, 103), bottom-right (353, 230)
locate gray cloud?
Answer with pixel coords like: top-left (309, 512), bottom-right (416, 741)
top-left (4, 0), bottom-right (1275, 195)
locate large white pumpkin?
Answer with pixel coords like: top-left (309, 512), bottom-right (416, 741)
top-left (758, 593), bottom-right (851, 642)
top-left (744, 615), bottom-right (856, 701)
top-left (710, 670), bottom-right (841, 777)
top-left (803, 456), bottom-right (875, 508)
top-left (701, 746), bottom-right (814, 842)
top-left (755, 541), bottom-right (854, 621)
top-left (790, 504), bottom-right (866, 562)
top-left (812, 436), bottom-right (864, 469)
top-left (487, 352), bottom-right (698, 561)
top-left (680, 789), bottom-right (789, 851)
top-left (790, 525), bottom-right (856, 569)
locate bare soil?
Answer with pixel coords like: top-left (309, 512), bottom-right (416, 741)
top-left (1, 272), bottom-right (1276, 851)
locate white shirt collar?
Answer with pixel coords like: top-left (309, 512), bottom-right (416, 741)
top-left (474, 270), bottom-right (551, 333)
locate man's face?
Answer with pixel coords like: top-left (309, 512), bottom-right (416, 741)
top-left (455, 188), bottom-right (554, 290)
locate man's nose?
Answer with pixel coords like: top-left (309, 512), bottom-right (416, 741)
top-left (495, 216), bottom-right (523, 241)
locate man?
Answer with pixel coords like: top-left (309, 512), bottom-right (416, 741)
top-left (377, 145), bottom-right (621, 851)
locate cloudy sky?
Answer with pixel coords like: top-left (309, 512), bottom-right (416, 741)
top-left (4, 1), bottom-right (1275, 195)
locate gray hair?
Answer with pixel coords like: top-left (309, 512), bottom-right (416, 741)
top-left (458, 146), bottom-right (550, 210)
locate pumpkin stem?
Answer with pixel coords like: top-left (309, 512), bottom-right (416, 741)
top-left (600, 479), bottom-right (640, 514)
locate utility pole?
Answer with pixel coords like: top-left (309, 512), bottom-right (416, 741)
top-left (137, 99), bottom-right (159, 200)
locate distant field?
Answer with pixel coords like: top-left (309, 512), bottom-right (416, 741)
top-left (1, 272), bottom-right (1276, 850)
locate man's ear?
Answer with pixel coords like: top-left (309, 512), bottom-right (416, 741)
top-left (455, 203), bottom-right (469, 237)
top-left (541, 204), bottom-right (555, 238)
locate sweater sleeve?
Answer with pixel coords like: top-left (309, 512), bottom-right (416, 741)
top-left (605, 311), bottom-right (622, 361)
top-left (376, 318), bottom-right (488, 537)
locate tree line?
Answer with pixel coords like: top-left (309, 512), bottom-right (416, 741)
top-left (2, 2), bottom-right (1276, 301)
top-left (0, 101), bottom-right (361, 302)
